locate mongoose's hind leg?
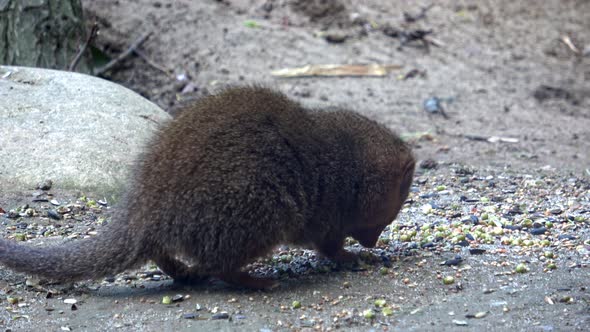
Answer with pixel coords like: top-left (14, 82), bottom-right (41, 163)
top-left (154, 256), bottom-right (207, 284)
top-left (217, 271), bottom-right (278, 290)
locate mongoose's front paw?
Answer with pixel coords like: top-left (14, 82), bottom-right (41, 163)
top-left (329, 249), bottom-right (361, 266)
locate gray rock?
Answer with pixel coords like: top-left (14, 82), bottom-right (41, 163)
top-left (0, 66), bottom-right (171, 198)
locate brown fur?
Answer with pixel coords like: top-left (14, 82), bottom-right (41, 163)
top-left (0, 87), bottom-right (415, 289)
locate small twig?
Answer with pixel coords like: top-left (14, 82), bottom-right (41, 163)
top-left (133, 48), bottom-right (173, 77)
top-left (463, 134), bottom-right (519, 143)
top-left (560, 35), bottom-right (581, 55)
top-left (69, 22), bottom-right (99, 72)
top-left (403, 4), bottom-right (434, 23)
top-left (94, 31), bottom-right (153, 76)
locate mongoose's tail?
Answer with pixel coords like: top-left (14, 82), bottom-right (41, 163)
top-left (0, 219), bottom-right (145, 281)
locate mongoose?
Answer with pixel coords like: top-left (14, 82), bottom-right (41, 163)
top-left (0, 87), bottom-right (415, 289)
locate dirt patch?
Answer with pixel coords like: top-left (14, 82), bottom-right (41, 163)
top-left (290, 0), bottom-right (349, 27)
top-left (81, 0), bottom-right (590, 173)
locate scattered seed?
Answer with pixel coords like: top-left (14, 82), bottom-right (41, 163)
top-left (162, 296), bottom-right (172, 305)
top-left (443, 276), bottom-right (455, 285)
top-left (559, 296), bottom-right (573, 304)
top-left (474, 311), bottom-right (487, 318)
top-left (374, 299), bottom-right (387, 307)
top-left (292, 300), bottom-right (302, 309)
top-left (515, 264), bottom-right (529, 274)
top-left (453, 319), bottom-right (468, 326)
top-left (63, 299), bottom-right (77, 305)
top-left (363, 309), bottom-right (376, 319)
top-left (382, 307), bottom-right (394, 316)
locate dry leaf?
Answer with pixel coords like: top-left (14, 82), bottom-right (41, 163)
top-left (271, 64), bottom-right (402, 78)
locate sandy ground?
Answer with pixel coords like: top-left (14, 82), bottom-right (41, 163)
top-left (1, 0), bottom-right (589, 331)
top-left (87, 0), bottom-right (590, 172)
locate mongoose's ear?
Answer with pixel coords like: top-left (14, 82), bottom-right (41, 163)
top-left (399, 160), bottom-right (415, 200)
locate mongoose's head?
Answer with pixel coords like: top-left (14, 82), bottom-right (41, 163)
top-left (346, 118), bottom-right (415, 248)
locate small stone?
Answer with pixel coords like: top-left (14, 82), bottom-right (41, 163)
top-left (324, 32), bottom-right (348, 43)
top-left (530, 227), bottom-right (547, 235)
top-left (47, 210), bottom-right (63, 220)
top-left (37, 179), bottom-right (53, 190)
top-left (172, 294), bottom-right (184, 302)
top-left (419, 159), bottom-right (437, 169)
top-left (183, 313), bottom-right (197, 319)
top-left (64, 299), bottom-right (77, 305)
top-left (7, 296), bottom-right (19, 304)
top-left (453, 319), bottom-right (468, 326)
top-left (442, 256), bottom-right (463, 266)
top-left (423, 97), bottom-right (445, 115)
top-left (212, 312), bottom-right (230, 320)
top-left (469, 248), bottom-right (486, 255)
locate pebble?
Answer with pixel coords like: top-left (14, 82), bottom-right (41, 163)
top-left (423, 97), bottom-right (444, 115)
top-left (324, 32), bottom-right (348, 43)
top-left (530, 227), bottom-right (547, 235)
top-left (37, 179), bottom-right (53, 190)
top-left (47, 210), bottom-right (63, 220)
top-left (212, 312), bottom-right (230, 320)
top-left (441, 256), bottom-right (463, 266)
top-left (469, 248), bottom-right (486, 255)
top-left (419, 159), bottom-right (438, 169)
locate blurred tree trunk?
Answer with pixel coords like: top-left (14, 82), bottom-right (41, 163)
top-left (0, 0), bottom-right (91, 73)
